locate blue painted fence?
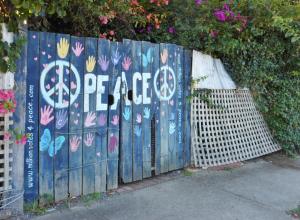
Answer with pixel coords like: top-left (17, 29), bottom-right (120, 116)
top-left (23, 31), bottom-right (192, 203)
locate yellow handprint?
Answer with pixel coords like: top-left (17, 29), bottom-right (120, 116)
top-left (57, 38), bottom-right (69, 59)
top-left (86, 56), bottom-right (96, 73)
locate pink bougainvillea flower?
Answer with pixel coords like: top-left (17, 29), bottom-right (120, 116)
top-left (3, 132), bottom-right (11, 141)
top-left (195, 0), bottom-right (202, 5)
top-left (214, 10), bottom-right (227, 22)
top-left (210, 30), bottom-right (219, 38)
top-left (168, 27), bottom-right (176, 34)
top-left (99, 16), bottom-right (108, 25)
top-left (99, 33), bottom-right (107, 39)
top-left (109, 30), bottom-right (115, 36)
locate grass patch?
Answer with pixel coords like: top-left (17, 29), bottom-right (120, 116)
top-left (82, 192), bottom-right (101, 207)
top-left (24, 201), bottom-right (46, 215)
top-left (183, 169), bottom-right (193, 176)
top-left (287, 205), bottom-right (300, 219)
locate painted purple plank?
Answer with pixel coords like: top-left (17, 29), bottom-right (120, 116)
top-left (24, 31), bottom-right (39, 202)
top-left (54, 33), bottom-right (70, 201)
top-left (38, 32), bottom-right (56, 203)
top-left (69, 36), bottom-right (85, 197)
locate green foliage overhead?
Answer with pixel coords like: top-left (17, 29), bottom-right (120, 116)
top-left (1, 0), bottom-right (300, 154)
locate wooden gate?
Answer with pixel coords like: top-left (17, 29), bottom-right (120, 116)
top-left (23, 31), bottom-right (191, 203)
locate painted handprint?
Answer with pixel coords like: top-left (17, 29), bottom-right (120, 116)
top-left (98, 55), bottom-right (110, 71)
top-left (136, 113), bottom-right (142, 124)
top-left (84, 133), bottom-right (94, 147)
top-left (98, 113), bottom-right (107, 126)
top-left (84, 112), bottom-right (96, 127)
top-left (111, 115), bottom-right (119, 125)
top-left (86, 56), bottom-right (96, 72)
top-left (143, 107), bottom-right (150, 119)
top-left (72, 42), bottom-right (84, 57)
top-left (123, 107), bottom-right (131, 121)
top-left (40, 105), bottom-right (54, 126)
top-left (134, 125), bottom-right (142, 137)
top-left (57, 38), bottom-right (69, 59)
top-left (111, 48), bottom-right (121, 65)
top-left (169, 122), bottom-right (176, 134)
top-left (122, 56), bottom-right (132, 71)
top-left (70, 136), bottom-right (81, 152)
top-left (108, 134), bottom-right (118, 153)
top-left (160, 49), bottom-right (168, 64)
top-left (55, 109), bottom-right (68, 129)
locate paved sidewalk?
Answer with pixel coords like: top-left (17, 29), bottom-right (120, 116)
top-left (34, 154), bottom-right (300, 220)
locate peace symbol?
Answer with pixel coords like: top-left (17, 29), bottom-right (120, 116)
top-left (154, 65), bottom-right (176, 101)
top-left (40, 60), bottom-right (81, 109)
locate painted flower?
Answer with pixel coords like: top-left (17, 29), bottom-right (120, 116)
top-left (16, 135), bottom-right (27, 145)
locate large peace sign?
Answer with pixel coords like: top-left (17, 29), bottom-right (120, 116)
top-left (40, 60), bottom-right (81, 109)
top-left (154, 65), bottom-right (176, 101)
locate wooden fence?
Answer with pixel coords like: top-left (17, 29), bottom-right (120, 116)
top-left (23, 31), bottom-right (192, 202)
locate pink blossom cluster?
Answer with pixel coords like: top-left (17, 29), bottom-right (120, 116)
top-left (0, 90), bottom-right (16, 114)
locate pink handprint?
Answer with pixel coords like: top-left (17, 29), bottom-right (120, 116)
top-left (70, 136), bottom-right (81, 152)
top-left (84, 112), bottom-right (96, 127)
top-left (108, 134), bottom-right (118, 153)
top-left (72, 42), bottom-right (84, 57)
top-left (122, 57), bottom-right (132, 71)
top-left (84, 133), bottom-right (94, 147)
top-left (98, 114), bottom-right (106, 126)
top-left (98, 55), bottom-right (110, 71)
top-left (111, 115), bottom-right (119, 126)
top-left (40, 105), bottom-right (54, 126)
top-left (136, 113), bottom-right (142, 124)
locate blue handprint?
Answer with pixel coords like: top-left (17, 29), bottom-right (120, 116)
top-left (134, 125), bottom-right (142, 137)
top-left (143, 107), bottom-right (150, 119)
top-left (111, 48), bottom-right (121, 65)
top-left (169, 122), bottom-right (176, 135)
top-left (56, 109), bottom-right (68, 129)
top-left (123, 107), bottom-right (131, 121)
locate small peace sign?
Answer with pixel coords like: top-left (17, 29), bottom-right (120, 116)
top-left (154, 65), bottom-right (176, 101)
top-left (40, 60), bottom-right (81, 109)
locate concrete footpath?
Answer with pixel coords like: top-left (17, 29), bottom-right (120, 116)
top-left (34, 153), bottom-right (300, 220)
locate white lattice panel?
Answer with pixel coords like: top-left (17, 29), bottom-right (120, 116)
top-left (191, 89), bottom-right (280, 167)
top-left (0, 113), bottom-right (13, 191)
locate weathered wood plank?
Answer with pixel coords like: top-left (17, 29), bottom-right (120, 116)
top-left (82, 37), bottom-right (98, 195)
top-left (141, 41), bottom-right (153, 178)
top-left (132, 41), bottom-right (143, 181)
top-left (107, 42), bottom-right (122, 190)
top-left (54, 33), bottom-right (70, 202)
top-left (96, 39), bottom-right (110, 192)
top-left (167, 44), bottom-right (177, 171)
top-left (69, 36), bottom-right (85, 197)
top-left (24, 31), bottom-right (39, 202)
top-left (38, 32), bottom-right (56, 203)
top-left (152, 44), bottom-right (161, 176)
top-left (175, 46), bottom-right (184, 169)
top-left (120, 39), bottom-right (133, 183)
top-left (159, 43), bottom-right (169, 173)
top-left (183, 50), bottom-right (192, 167)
